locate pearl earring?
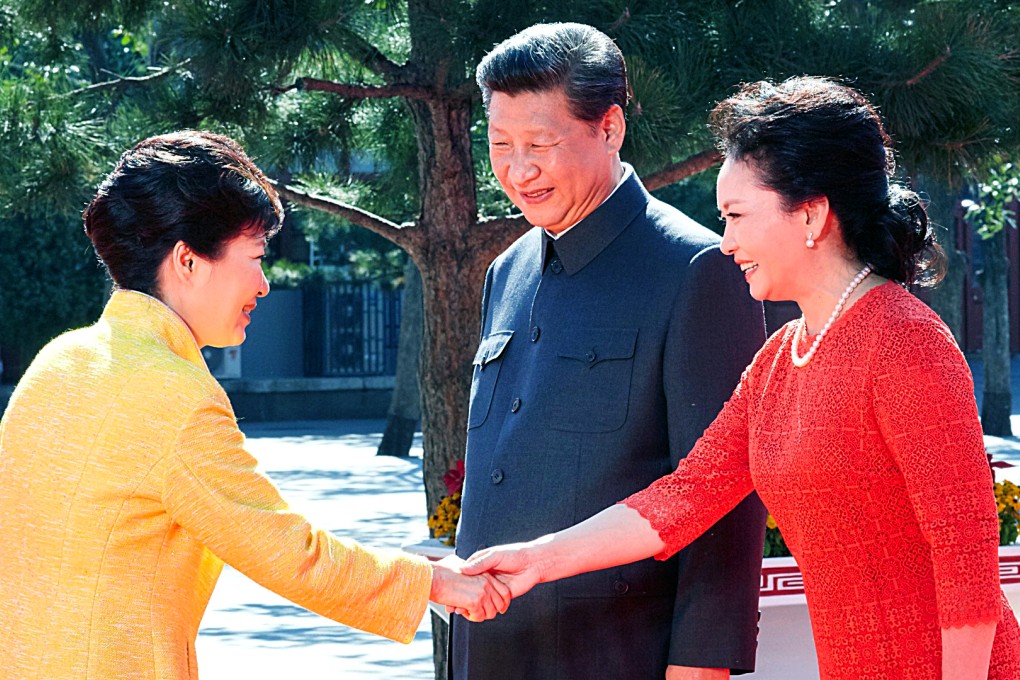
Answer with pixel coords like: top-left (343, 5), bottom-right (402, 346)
top-left (805, 232), bottom-right (815, 249)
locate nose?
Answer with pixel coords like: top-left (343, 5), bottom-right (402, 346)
top-left (720, 222), bottom-right (737, 256)
top-left (507, 151), bottom-right (540, 186)
top-left (258, 269), bottom-right (270, 297)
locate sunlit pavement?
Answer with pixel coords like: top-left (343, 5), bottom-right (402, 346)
top-left (195, 356), bottom-right (1020, 678)
top-left (195, 420), bottom-right (435, 679)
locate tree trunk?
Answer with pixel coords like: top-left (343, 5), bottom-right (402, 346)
top-left (401, 5), bottom-right (532, 674)
top-left (980, 229), bottom-right (1013, 436)
top-left (377, 257), bottom-right (423, 457)
top-left (409, 93), bottom-right (489, 679)
top-left (404, 6), bottom-right (502, 668)
top-left (921, 179), bottom-right (967, 344)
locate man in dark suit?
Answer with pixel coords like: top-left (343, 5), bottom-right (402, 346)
top-left (452, 23), bottom-right (768, 680)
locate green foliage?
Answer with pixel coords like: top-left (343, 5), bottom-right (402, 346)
top-left (262, 258), bottom-right (314, 289)
top-left (347, 248), bottom-right (405, 286)
top-left (3, 0), bottom-right (1019, 385)
top-left (0, 214), bottom-right (107, 377)
top-left (763, 517), bottom-right (791, 558)
top-left (963, 162), bottom-right (1019, 240)
top-left (651, 171), bottom-right (722, 235)
top-left (263, 250), bottom-right (405, 289)
top-left (0, 11), bottom-right (148, 379)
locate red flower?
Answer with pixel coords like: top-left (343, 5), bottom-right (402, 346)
top-left (443, 460), bottom-right (465, 496)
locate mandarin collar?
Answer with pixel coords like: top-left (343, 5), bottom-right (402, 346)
top-left (539, 164), bottom-right (649, 276)
top-left (102, 289), bottom-right (207, 368)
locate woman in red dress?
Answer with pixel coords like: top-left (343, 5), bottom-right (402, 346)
top-left (461, 77), bottom-right (1020, 679)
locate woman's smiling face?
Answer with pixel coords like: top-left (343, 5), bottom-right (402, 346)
top-left (178, 231), bottom-right (270, 348)
top-left (717, 158), bottom-right (812, 302)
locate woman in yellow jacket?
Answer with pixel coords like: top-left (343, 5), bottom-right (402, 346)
top-left (0, 131), bottom-right (508, 679)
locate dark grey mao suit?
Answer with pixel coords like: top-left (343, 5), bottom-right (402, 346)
top-left (452, 167), bottom-right (768, 680)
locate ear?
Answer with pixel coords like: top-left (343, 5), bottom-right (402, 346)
top-left (599, 104), bottom-right (626, 154)
top-left (160, 240), bottom-right (203, 290)
top-left (801, 196), bottom-right (835, 242)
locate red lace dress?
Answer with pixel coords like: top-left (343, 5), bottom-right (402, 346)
top-left (624, 282), bottom-right (1020, 679)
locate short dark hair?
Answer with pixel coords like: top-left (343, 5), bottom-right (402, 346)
top-left (476, 22), bottom-right (629, 124)
top-left (710, 76), bottom-right (944, 287)
top-left (83, 130), bottom-right (283, 295)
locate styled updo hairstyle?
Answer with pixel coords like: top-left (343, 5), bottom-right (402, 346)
top-left (709, 76), bottom-right (944, 287)
top-left (84, 130), bottom-right (283, 296)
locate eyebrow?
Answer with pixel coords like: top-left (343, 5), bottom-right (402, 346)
top-left (487, 123), bottom-right (559, 137)
top-left (718, 199), bottom-right (748, 211)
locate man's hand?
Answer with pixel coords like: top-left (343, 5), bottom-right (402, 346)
top-left (459, 542), bottom-right (545, 599)
top-left (665, 666), bottom-right (729, 680)
top-left (429, 555), bottom-right (512, 622)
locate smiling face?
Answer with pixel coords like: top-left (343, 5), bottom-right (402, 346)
top-left (487, 89), bottom-right (624, 233)
top-left (167, 231), bottom-right (270, 348)
top-left (717, 158), bottom-right (811, 302)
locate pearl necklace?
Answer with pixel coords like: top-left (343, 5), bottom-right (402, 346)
top-left (791, 265), bottom-right (872, 368)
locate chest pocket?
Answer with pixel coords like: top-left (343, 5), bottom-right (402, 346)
top-left (546, 328), bottom-right (638, 433)
top-left (467, 331), bottom-right (513, 429)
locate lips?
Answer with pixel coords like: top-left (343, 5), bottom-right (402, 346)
top-left (518, 187), bottom-right (553, 203)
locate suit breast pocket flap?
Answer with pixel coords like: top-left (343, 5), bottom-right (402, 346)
top-left (467, 331), bottom-right (513, 429)
top-left (547, 328), bottom-right (638, 433)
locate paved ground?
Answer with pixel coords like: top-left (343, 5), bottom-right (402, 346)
top-left (196, 355), bottom-right (1020, 679)
top-left (970, 354), bottom-right (1020, 476)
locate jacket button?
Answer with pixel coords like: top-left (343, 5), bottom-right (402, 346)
top-left (550, 258), bottom-right (563, 274)
top-left (510, 397), bottom-right (521, 413)
top-left (490, 468), bottom-right (504, 484)
top-left (530, 326), bottom-right (540, 342)
top-left (614, 580), bottom-right (629, 595)
top-left (585, 350), bottom-right (597, 363)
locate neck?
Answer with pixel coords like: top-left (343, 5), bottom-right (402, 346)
top-left (545, 159), bottom-right (625, 235)
top-left (798, 261), bottom-right (881, 334)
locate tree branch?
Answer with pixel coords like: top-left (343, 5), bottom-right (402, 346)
top-left (643, 149), bottom-right (722, 192)
top-left (332, 24), bottom-right (402, 80)
top-left (473, 213), bottom-right (532, 263)
top-left (295, 77), bottom-right (433, 100)
top-left (64, 59), bottom-right (192, 98)
top-left (906, 46), bottom-right (952, 87)
top-left (272, 181), bottom-right (418, 250)
top-left (477, 213), bottom-right (530, 233)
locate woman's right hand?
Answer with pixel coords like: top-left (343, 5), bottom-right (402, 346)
top-left (460, 542), bottom-right (545, 599)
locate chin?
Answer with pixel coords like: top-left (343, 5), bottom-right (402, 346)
top-left (518, 207), bottom-right (559, 230)
top-left (747, 285), bottom-right (768, 302)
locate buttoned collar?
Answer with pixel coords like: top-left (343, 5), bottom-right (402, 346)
top-left (102, 289), bottom-right (207, 369)
top-left (539, 164), bottom-right (649, 276)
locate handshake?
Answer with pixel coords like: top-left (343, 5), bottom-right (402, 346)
top-left (427, 543), bottom-right (542, 622)
top-left (426, 505), bottom-right (645, 620)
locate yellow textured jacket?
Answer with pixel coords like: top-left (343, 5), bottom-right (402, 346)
top-left (0, 291), bottom-right (432, 679)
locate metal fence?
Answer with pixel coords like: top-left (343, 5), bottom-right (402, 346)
top-left (303, 281), bottom-right (401, 377)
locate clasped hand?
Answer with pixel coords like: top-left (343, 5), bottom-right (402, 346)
top-left (430, 544), bottom-right (542, 621)
top-left (429, 555), bottom-right (512, 622)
